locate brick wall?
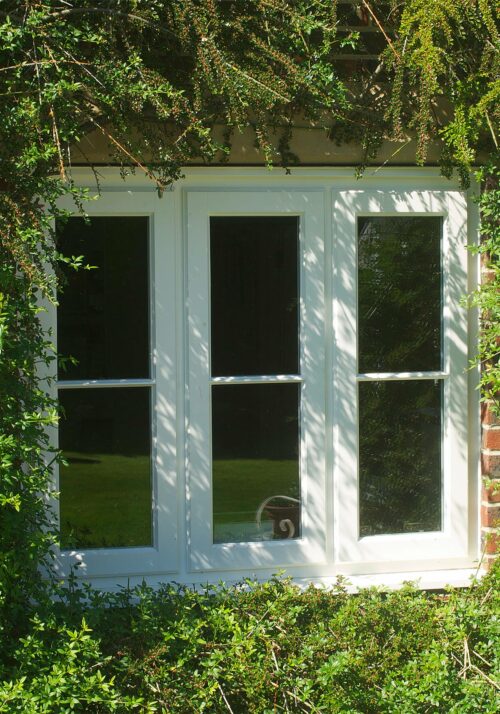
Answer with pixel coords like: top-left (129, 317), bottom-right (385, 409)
top-left (481, 401), bottom-right (500, 568)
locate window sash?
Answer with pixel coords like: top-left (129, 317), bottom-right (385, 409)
top-left (186, 190), bottom-right (327, 571)
top-left (53, 191), bottom-right (178, 578)
top-left (333, 190), bottom-right (470, 564)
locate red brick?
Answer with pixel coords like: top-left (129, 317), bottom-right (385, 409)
top-left (482, 530), bottom-right (499, 556)
top-left (481, 403), bottom-right (500, 426)
top-left (481, 453), bottom-right (500, 478)
top-left (481, 267), bottom-right (496, 283)
top-left (483, 428), bottom-right (500, 451)
top-left (481, 504), bottom-right (500, 528)
top-left (483, 554), bottom-right (498, 571)
top-left (482, 479), bottom-right (500, 503)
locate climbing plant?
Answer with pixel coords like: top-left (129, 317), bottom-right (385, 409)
top-left (0, 0), bottom-right (498, 642)
top-left (383, 0), bottom-right (499, 412)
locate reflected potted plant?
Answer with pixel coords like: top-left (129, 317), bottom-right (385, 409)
top-left (256, 495), bottom-right (300, 539)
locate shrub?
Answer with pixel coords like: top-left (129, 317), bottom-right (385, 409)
top-left (1, 565), bottom-right (497, 713)
top-left (0, 616), bottom-right (147, 713)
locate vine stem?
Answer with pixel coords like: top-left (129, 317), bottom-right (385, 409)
top-left (361, 0), bottom-right (400, 60)
top-left (85, 115), bottom-right (164, 191)
top-left (49, 106), bottom-right (66, 181)
top-left (217, 682), bottom-right (235, 714)
top-left (485, 111), bottom-right (498, 149)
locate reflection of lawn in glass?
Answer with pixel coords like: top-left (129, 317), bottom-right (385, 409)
top-left (60, 452), bottom-right (151, 549)
top-left (213, 458), bottom-right (299, 529)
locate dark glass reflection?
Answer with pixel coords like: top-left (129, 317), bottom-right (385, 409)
top-left (210, 217), bottom-right (299, 376)
top-left (212, 383), bottom-right (300, 543)
top-left (59, 388), bottom-right (152, 549)
top-left (57, 217), bottom-right (149, 379)
top-left (358, 217), bottom-right (442, 373)
top-left (359, 380), bottom-right (442, 536)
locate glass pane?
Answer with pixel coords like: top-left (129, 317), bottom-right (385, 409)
top-left (212, 383), bottom-right (300, 543)
top-left (210, 217), bottom-right (299, 376)
top-left (57, 217), bottom-right (149, 379)
top-left (358, 217), bottom-right (442, 373)
top-left (59, 387), bottom-right (152, 549)
top-left (359, 380), bottom-right (442, 536)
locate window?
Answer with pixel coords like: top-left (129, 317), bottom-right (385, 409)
top-left (358, 216), bottom-right (443, 536)
top-left (55, 190), bottom-right (178, 578)
top-left (210, 216), bottom-right (301, 543)
top-left (334, 190), bottom-right (470, 565)
top-left (54, 170), bottom-right (475, 584)
top-left (57, 217), bottom-right (152, 550)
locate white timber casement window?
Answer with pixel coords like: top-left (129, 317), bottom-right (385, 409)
top-left (186, 190), bottom-right (327, 571)
top-left (55, 190), bottom-right (178, 578)
top-left (52, 170), bottom-right (475, 585)
top-left (333, 189), bottom-right (470, 566)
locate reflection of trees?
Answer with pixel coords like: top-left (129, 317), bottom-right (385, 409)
top-left (358, 217), bottom-right (442, 373)
top-left (359, 381), bottom-right (441, 536)
top-left (357, 218), bottom-right (443, 536)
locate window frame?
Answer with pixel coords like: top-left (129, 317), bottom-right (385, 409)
top-left (333, 189), bottom-right (471, 565)
top-left (48, 167), bottom-right (479, 586)
top-left (186, 189), bottom-right (328, 572)
top-left (54, 190), bottom-right (178, 578)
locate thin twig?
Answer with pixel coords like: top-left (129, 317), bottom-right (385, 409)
top-left (85, 115), bottom-right (163, 190)
top-left (56, 46), bottom-right (105, 88)
top-left (224, 62), bottom-right (290, 103)
top-left (217, 682), bottom-right (234, 714)
top-left (472, 649), bottom-right (493, 668)
top-left (370, 139), bottom-right (413, 174)
top-left (0, 59), bottom-right (90, 73)
top-left (32, 40), bottom-right (42, 107)
top-left (480, 586), bottom-right (493, 607)
top-left (41, 42), bottom-right (67, 181)
top-left (271, 645), bottom-right (290, 713)
top-left (49, 7), bottom-right (178, 41)
top-left (361, 0), bottom-right (400, 60)
top-left (461, 637), bottom-right (471, 679)
top-left (485, 111), bottom-right (498, 149)
top-left (49, 106), bottom-right (66, 180)
top-left (469, 664), bottom-right (500, 690)
top-left (284, 689), bottom-right (317, 713)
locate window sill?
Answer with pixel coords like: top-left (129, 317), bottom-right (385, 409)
top-left (293, 567), bottom-right (485, 592)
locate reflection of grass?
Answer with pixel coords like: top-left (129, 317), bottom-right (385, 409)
top-left (213, 459), bottom-right (299, 524)
top-left (60, 452), bottom-right (151, 549)
top-left (60, 455), bottom-right (298, 548)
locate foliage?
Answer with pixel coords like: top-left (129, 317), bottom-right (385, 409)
top-left (0, 242), bottom-right (59, 642)
top-left (469, 161), bottom-right (500, 414)
top-left (0, 568), bottom-right (498, 713)
top-left (0, 615), bottom-right (147, 713)
top-left (385, 0), bottom-right (499, 177)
